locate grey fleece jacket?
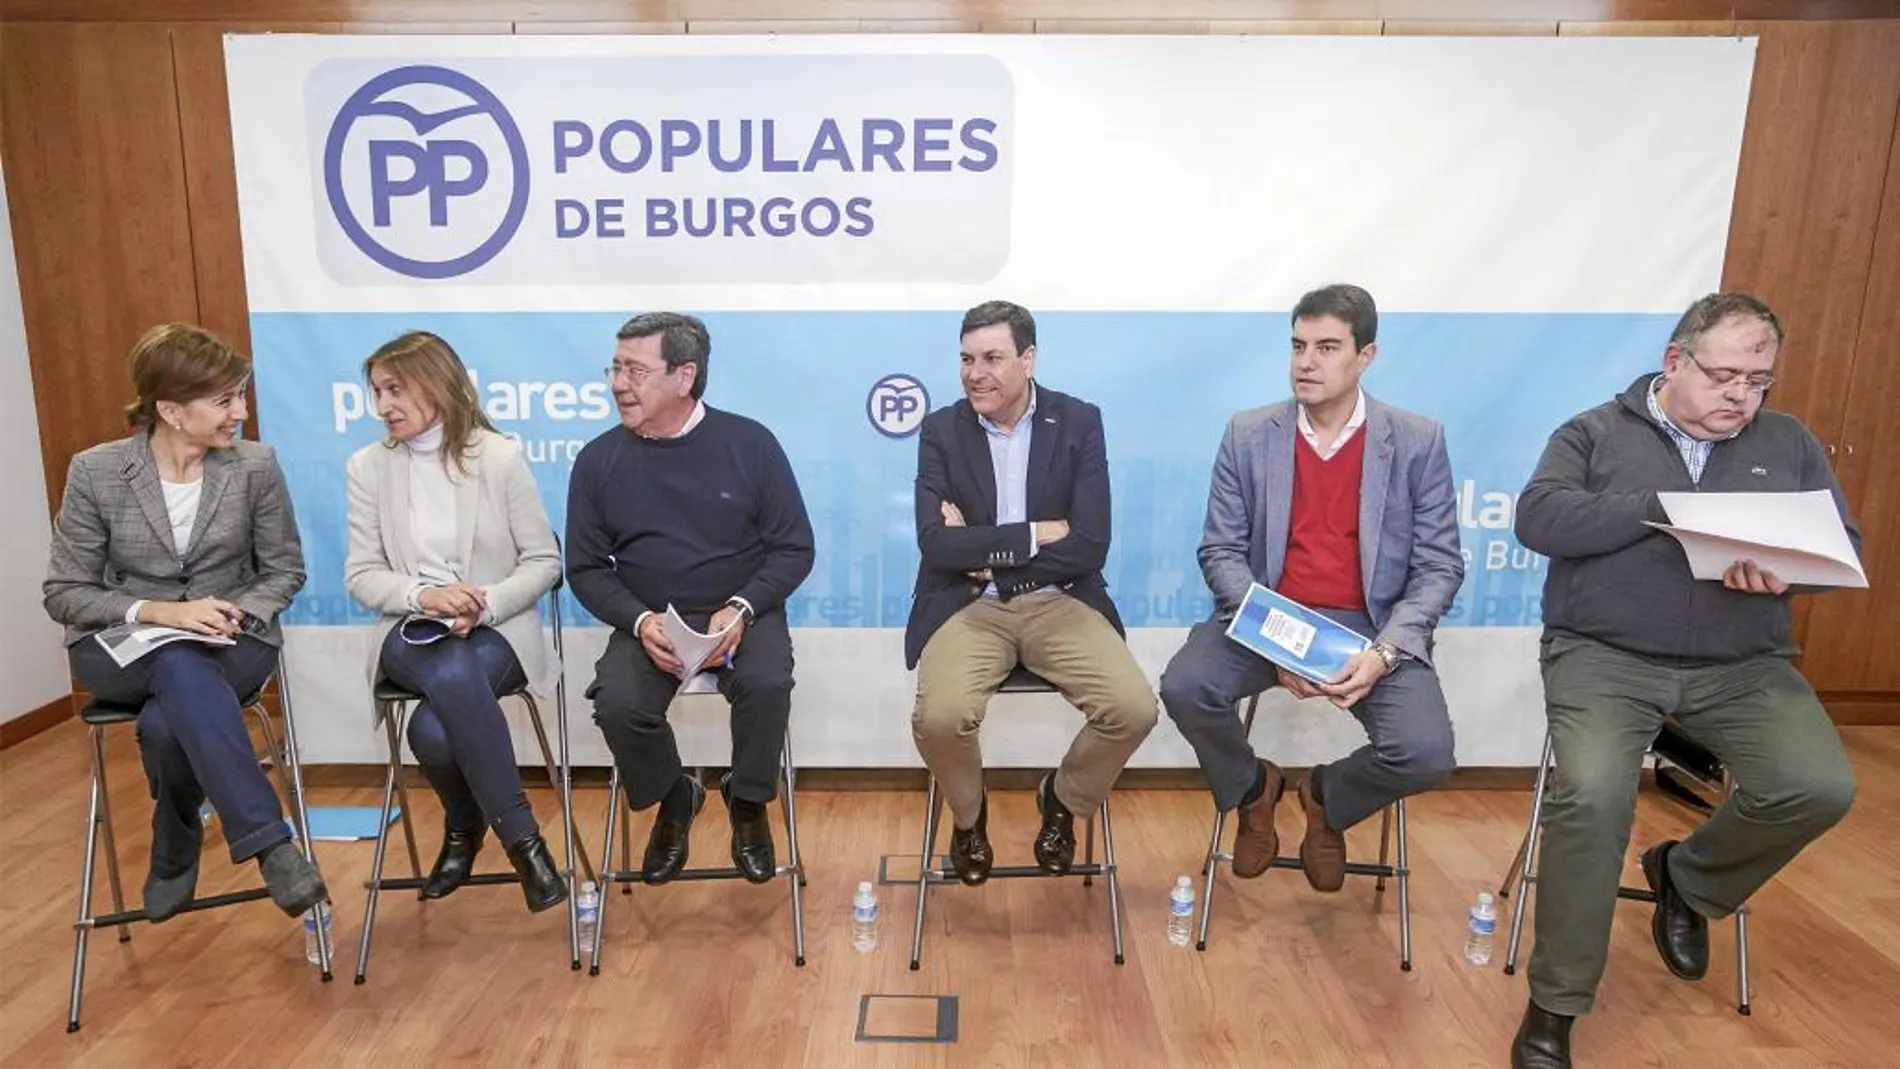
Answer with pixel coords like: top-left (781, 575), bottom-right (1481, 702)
top-left (1515, 374), bottom-right (1861, 663)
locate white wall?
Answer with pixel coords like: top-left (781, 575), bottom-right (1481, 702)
top-left (0, 157), bottom-right (70, 722)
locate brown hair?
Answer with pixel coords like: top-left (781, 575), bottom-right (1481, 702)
top-left (123, 324), bottom-right (251, 430)
top-left (362, 331), bottom-right (496, 476)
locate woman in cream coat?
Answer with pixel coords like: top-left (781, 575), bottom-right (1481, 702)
top-left (344, 331), bottom-right (565, 913)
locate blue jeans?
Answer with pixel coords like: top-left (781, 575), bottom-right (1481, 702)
top-left (379, 626), bottom-right (537, 846)
top-left (70, 634), bottom-right (288, 872)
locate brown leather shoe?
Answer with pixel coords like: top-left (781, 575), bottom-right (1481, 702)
top-left (1298, 765), bottom-right (1347, 892)
top-left (1230, 760), bottom-right (1286, 879)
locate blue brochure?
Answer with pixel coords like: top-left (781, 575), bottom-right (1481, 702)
top-left (1223, 582), bottom-right (1372, 686)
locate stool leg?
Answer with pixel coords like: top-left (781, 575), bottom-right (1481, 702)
top-left (619, 794), bottom-right (634, 896)
top-left (778, 738), bottom-right (806, 967)
top-left (379, 702), bottom-right (423, 881)
top-left (93, 728), bottom-right (129, 943)
top-left (1375, 804), bottom-right (1393, 895)
top-left (1395, 797), bottom-right (1412, 972)
top-left (909, 777), bottom-right (942, 972)
top-left (276, 673), bottom-right (333, 982)
top-left (1504, 734), bottom-right (1554, 976)
top-left (1082, 814), bottom-right (1096, 888)
top-left (353, 712), bottom-right (405, 986)
top-left (591, 770), bottom-right (621, 976)
top-left (1100, 800), bottom-right (1125, 966)
top-left (524, 693), bottom-right (595, 884)
top-left (1196, 804), bottom-right (1227, 952)
top-left (67, 727), bottom-right (108, 1033)
top-left (1735, 901), bottom-right (1752, 1015)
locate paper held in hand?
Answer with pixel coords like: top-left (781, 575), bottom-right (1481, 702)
top-left (94, 622), bottom-right (236, 669)
top-left (1223, 582), bottom-right (1372, 686)
top-left (663, 604), bottom-right (738, 679)
top-left (1645, 489), bottom-right (1866, 589)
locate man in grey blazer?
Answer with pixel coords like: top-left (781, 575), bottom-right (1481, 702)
top-left (1160, 284), bottom-right (1463, 891)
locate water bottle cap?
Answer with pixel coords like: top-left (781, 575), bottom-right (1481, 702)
top-left (858, 880), bottom-right (873, 894)
top-left (1478, 892), bottom-right (1494, 905)
top-left (1176, 875), bottom-right (1191, 888)
top-left (582, 880), bottom-right (597, 893)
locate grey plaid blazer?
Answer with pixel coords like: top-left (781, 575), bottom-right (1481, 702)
top-left (44, 434), bottom-right (308, 647)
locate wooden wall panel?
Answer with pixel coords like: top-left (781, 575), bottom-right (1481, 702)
top-left (0, 22), bottom-right (201, 509)
top-left (1802, 103), bottom-right (1900, 695)
top-left (1722, 20), bottom-right (1900, 453)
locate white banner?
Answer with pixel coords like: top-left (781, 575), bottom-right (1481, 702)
top-left (226, 33), bottom-right (1756, 766)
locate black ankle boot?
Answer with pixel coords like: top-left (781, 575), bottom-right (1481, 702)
top-left (505, 833), bottom-right (568, 914)
top-left (421, 827), bottom-right (485, 900)
top-left (1511, 1000), bottom-right (1573, 1069)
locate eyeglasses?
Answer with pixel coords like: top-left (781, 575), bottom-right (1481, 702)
top-left (603, 362), bottom-right (667, 385)
top-left (1682, 349), bottom-right (1774, 395)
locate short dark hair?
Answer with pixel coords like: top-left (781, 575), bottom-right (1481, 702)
top-left (124, 323), bottom-right (251, 430)
top-left (959, 300), bottom-right (1036, 355)
top-left (1291, 284), bottom-right (1378, 349)
top-left (1669, 292), bottom-right (1783, 352)
top-left (616, 311), bottom-right (711, 400)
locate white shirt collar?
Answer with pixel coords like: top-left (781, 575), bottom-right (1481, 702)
top-left (1296, 389), bottom-right (1368, 460)
top-left (639, 401), bottom-right (707, 440)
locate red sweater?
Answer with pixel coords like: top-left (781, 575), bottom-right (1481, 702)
top-left (1277, 429), bottom-right (1367, 611)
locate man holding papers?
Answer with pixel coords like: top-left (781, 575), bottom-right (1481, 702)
top-left (907, 300), bottom-right (1158, 884)
top-left (1160, 284), bottom-right (1463, 892)
top-left (1509, 293), bottom-right (1862, 1069)
top-left (568, 312), bottom-right (815, 885)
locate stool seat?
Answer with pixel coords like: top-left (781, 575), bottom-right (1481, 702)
top-left (998, 666), bottom-right (1055, 693)
top-left (80, 685), bottom-right (268, 726)
top-left (372, 681), bottom-right (418, 703)
top-left (78, 700), bottom-right (141, 726)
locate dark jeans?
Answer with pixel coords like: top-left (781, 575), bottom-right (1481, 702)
top-left (379, 626), bottom-right (536, 846)
top-left (1159, 610), bottom-right (1456, 830)
top-left (70, 634), bottom-right (287, 873)
top-left (589, 609), bottom-right (794, 810)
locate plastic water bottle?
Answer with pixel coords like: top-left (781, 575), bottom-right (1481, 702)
top-left (302, 906), bottom-right (332, 966)
top-left (1466, 892), bottom-right (1498, 966)
top-left (576, 881), bottom-right (600, 947)
top-left (1168, 876), bottom-right (1196, 946)
top-left (852, 880), bottom-right (880, 953)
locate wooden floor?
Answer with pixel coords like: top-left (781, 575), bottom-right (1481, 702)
top-left (2, 723), bottom-right (1897, 1067)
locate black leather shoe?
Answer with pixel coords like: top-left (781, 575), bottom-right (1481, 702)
top-left (722, 777), bottom-right (777, 884)
top-left (641, 777), bottom-right (705, 884)
top-left (505, 832), bottom-right (569, 914)
top-left (420, 827), bottom-right (485, 900)
top-left (1033, 773), bottom-right (1077, 876)
top-left (948, 793), bottom-right (993, 886)
top-left (1641, 839), bottom-right (1709, 980)
top-left (1510, 1000), bottom-right (1573, 1069)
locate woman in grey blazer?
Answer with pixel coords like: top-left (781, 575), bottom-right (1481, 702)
top-left (43, 324), bottom-right (328, 922)
top-left (343, 332), bottom-right (566, 913)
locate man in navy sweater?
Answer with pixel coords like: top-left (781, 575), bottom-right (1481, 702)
top-left (567, 312), bottom-right (815, 885)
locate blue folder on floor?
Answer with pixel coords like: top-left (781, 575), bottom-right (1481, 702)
top-left (297, 806), bottom-right (403, 842)
top-left (1223, 582), bottom-right (1372, 686)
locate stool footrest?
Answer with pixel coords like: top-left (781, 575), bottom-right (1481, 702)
top-left (367, 873), bottom-right (523, 892)
top-left (1263, 857), bottom-right (1403, 878)
top-left (1615, 885), bottom-right (1658, 904)
top-left (602, 866), bottom-right (800, 885)
top-left (925, 863), bottom-right (1110, 882)
top-left (81, 888), bottom-right (274, 929)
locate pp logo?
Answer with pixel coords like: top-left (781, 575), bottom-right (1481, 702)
top-left (867, 374), bottom-right (930, 438)
top-left (323, 65), bottom-right (530, 279)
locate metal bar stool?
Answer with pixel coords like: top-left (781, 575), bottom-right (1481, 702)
top-left (908, 666), bottom-right (1126, 970)
top-left (1194, 693), bottom-right (1412, 969)
top-left (589, 673), bottom-right (808, 973)
top-left (1497, 728), bottom-right (1753, 1014)
top-left (67, 667), bottom-right (333, 1032)
top-left (354, 583), bottom-right (589, 982)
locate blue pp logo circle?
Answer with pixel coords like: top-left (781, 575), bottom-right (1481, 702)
top-left (868, 374), bottom-right (930, 438)
top-left (323, 66), bottom-right (530, 279)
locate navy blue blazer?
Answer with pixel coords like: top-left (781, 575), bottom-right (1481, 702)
top-left (904, 384), bottom-right (1123, 668)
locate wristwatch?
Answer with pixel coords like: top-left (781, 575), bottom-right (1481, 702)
top-left (1371, 642), bottom-right (1401, 673)
top-left (725, 598), bottom-right (755, 625)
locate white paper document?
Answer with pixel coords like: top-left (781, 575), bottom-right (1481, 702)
top-left (663, 604), bottom-right (737, 679)
top-left (94, 623), bottom-right (236, 668)
top-left (1646, 490), bottom-right (1866, 588)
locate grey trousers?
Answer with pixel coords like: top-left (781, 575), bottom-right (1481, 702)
top-left (1527, 632), bottom-right (1857, 1016)
top-left (1159, 612), bottom-right (1456, 831)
